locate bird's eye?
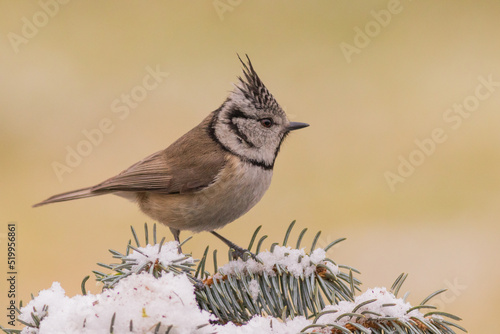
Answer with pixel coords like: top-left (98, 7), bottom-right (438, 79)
top-left (260, 118), bottom-right (273, 128)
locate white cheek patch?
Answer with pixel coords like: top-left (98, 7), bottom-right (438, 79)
top-left (232, 118), bottom-right (261, 148)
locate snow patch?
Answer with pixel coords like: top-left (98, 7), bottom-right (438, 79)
top-left (248, 279), bottom-right (260, 301)
top-left (19, 273), bottom-right (215, 334)
top-left (126, 241), bottom-right (193, 273)
top-left (218, 246), bottom-right (339, 278)
top-left (316, 287), bottom-right (426, 326)
top-left (217, 316), bottom-right (311, 334)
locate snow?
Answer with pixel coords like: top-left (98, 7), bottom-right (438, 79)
top-left (17, 281), bottom-right (431, 334)
top-left (16, 243), bottom-right (335, 334)
top-left (19, 273), bottom-right (216, 334)
top-left (18, 274), bottom-right (311, 334)
top-left (125, 241), bottom-right (194, 273)
top-left (217, 316), bottom-right (311, 334)
top-left (15, 242), bottom-right (435, 334)
top-left (248, 279), bottom-right (260, 301)
top-left (315, 287), bottom-right (426, 326)
top-left (16, 272), bottom-right (432, 334)
top-left (218, 246), bottom-right (340, 278)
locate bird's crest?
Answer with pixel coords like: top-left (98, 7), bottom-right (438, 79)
top-left (235, 54), bottom-right (281, 111)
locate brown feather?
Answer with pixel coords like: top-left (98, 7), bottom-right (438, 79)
top-left (91, 112), bottom-right (226, 194)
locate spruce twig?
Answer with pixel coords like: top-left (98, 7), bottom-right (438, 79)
top-left (0, 222), bottom-right (466, 334)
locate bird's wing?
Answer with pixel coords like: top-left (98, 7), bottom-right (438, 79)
top-left (91, 150), bottom-right (175, 193)
top-left (92, 116), bottom-right (226, 194)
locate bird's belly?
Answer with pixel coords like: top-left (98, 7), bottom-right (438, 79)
top-left (138, 158), bottom-right (273, 232)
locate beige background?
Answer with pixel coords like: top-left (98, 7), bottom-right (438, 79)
top-left (1, 1), bottom-right (499, 332)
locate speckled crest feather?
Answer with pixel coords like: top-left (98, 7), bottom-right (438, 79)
top-left (236, 54), bottom-right (281, 111)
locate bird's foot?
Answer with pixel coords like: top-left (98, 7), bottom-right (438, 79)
top-left (211, 231), bottom-right (257, 261)
top-left (228, 245), bottom-right (257, 261)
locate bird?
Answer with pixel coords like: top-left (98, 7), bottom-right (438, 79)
top-left (34, 55), bottom-right (309, 256)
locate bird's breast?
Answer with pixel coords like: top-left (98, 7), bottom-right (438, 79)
top-left (139, 155), bottom-right (273, 232)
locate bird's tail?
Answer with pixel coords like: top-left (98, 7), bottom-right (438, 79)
top-left (33, 187), bottom-right (100, 207)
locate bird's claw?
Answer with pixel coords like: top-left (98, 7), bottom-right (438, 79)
top-left (229, 246), bottom-right (257, 261)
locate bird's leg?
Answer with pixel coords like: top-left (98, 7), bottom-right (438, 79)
top-left (169, 227), bottom-right (206, 289)
top-left (210, 231), bottom-right (256, 260)
top-left (170, 227), bottom-right (182, 254)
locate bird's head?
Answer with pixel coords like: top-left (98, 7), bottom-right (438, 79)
top-left (211, 55), bottom-right (309, 169)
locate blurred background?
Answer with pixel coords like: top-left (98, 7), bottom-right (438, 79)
top-left (1, 1), bottom-right (499, 331)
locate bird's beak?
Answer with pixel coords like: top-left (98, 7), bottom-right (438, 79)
top-left (287, 122), bottom-right (310, 131)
